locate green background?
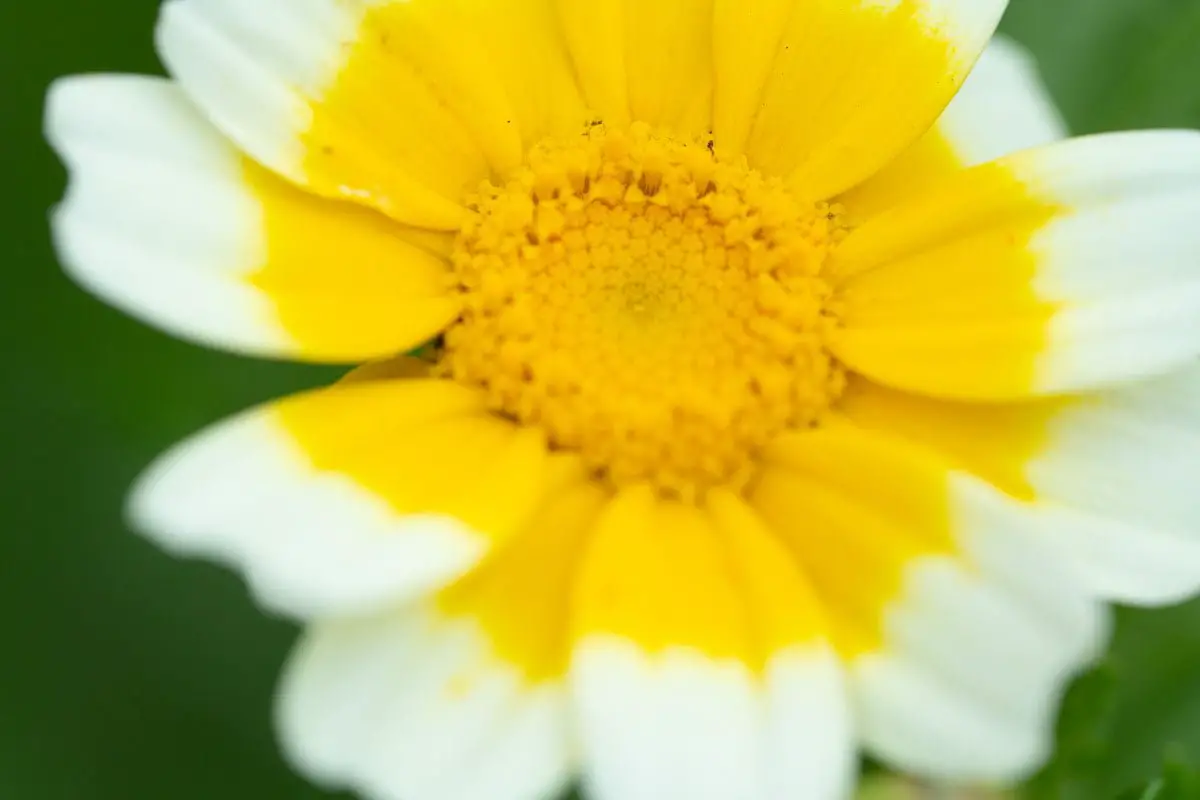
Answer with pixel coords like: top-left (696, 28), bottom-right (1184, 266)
top-left (1, 0), bottom-right (1199, 797)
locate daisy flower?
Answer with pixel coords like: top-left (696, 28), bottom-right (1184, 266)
top-left (46, 1), bottom-right (1200, 798)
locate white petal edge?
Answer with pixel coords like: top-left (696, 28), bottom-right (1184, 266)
top-left (154, 0), bottom-right (356, 181)
top-left (854, 476), bottom-right (1108, 780)
top-left (572, 640), bottom-right (855, 800)
top-left (129, 406), bottom-right (485, 619)
top-left (46, 74), bottom-right (298, 356)
top-left (937, 34), bottom-right (1067, 166)
top-left (278, 609), bottom-right (575, 800)
top-left (1016, 131), bottom-right (1200, 393)
top-left (1027, 362), bottom-right (1200, 605)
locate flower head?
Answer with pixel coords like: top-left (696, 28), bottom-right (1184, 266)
top-left (47, 1), bottom-right (1200, 799)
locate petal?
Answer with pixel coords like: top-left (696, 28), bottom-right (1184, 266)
top-left (931, 35), bottom-right (1066, 168)
top-left (558, 0), bottom-right (713, 136)
top-left (47, 75), bottom-right (458, 362)
top-left (279, 615), bottom-right (570, 800)
top-left (840, 35), bottom-right (1066, 222)
top-left (751, 422), bottom-right (1107, 780)
top-left (831, 131), bottom-right (1200, 399)
top-left (157, 0), bottom-right (585, 229)
top-left (569, 487), bottom-right (855, 800)
top-left (842, 370), bottom-right (1200, 606)
top-left (278, 471), bottom-right (603, 800)
top-left (130, 378), bottom-right (551, 618)
top-left (714, 0), bottom-right (1008, 199)
top-left (451, 0), bottom-right (588, 147)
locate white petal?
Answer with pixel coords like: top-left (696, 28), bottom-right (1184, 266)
top-left (155, 0), bottom-right (355, 182)
top-left (937, 34), bottom-right (1067, 165)
top-left (1029, 363), bottom-right (1200, 605)
top-left (854, 477), bottom-right (1108, 780)
top-left (572, 640), bottom-right (854, 800)
top-left (1019, 134), bottom-right (1200, 390)
top-left (279, 609), bottom-right (574, 800)
top-left (46, 75), bottom-right (289, 354)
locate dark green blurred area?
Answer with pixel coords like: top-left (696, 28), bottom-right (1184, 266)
top-left (1, 1), bottom-right (1198, 797)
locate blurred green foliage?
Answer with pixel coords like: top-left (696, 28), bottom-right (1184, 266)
top-left (1115, 758), bottom-right (1200, 800)
top-left (1, 0), bottom-right (1199, 797)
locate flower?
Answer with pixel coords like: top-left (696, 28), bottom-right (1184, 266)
top-left (46, 1), bottom-right (1200, 799)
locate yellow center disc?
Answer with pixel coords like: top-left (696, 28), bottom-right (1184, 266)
top-left (442, 122), bottom-right (849, 497)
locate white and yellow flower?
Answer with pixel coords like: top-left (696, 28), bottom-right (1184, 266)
top-left (47, 1), bottom-right (1200, 798)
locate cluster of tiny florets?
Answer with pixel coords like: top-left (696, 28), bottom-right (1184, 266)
top-left (441, 121), bottom-right (848, 498)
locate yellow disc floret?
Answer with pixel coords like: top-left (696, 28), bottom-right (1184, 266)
top-left (442, 122), bottom-right (847, 498)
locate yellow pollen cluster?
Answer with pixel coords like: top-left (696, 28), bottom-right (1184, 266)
top-left (442, 122), bottom-right (847, 498)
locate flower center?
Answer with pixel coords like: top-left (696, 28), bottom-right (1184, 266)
top-left (441, 122), bottom-right (847, 498)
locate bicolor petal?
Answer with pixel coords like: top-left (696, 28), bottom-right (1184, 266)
top-left (841, 35), bottom-right (1066, 221)
top-left (831, 131), bottom-right (1200, 399)
top-left (842, 369), bottom-right (1200, 606)
top-left (278, 470), bottom-right (602, 800)
top-left (47, 75), bottom-right (459, 362)
top-left (752, 422), bottom-right (1107, 780)
top-left (932, 35), bottom-right (1067, 168)
top-left (569, 487), bottom-right (856, 800)
top-left (156, 0), bottom-right (585, 229)
top-left (131, 378), bottom-right (551, 618)
top-left (713, 0), bottom-right (1008, 200)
